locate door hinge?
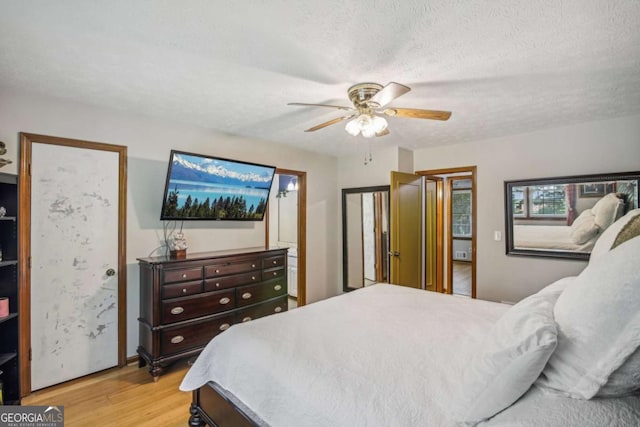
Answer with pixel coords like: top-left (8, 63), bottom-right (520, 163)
top-left (29, 348), bottom-right (32, 361)
top-left (28, 256), bottom-right (31, 269)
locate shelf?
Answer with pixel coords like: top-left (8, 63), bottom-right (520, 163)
top-left (0, 352), bottom-right (17, 366)
top-left (0, 312), bottom-right (17, 325)
top-left (0, 260), bottom-right (18, 268)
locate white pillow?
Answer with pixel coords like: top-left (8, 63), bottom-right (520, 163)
top-left (597, 347), bottom-right (640, 397)
top-left (569, 210), bottom-right (600, 244)
top-left (591, 193), bottom-right (624, 230)
top-left (455, 286), bottom-right (559, 424)
top-left (590, 208), bottom-right (640, 262)
top-left (537, 235), bottom-right (640, 399)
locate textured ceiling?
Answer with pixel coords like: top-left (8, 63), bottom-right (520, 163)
top-left (1, 1), bottom-right (640, 156)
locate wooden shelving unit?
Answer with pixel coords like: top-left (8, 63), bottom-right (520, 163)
top-left (0, 172), bottom-right (19, 404)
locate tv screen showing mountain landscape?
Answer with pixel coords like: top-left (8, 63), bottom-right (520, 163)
top-left (160, 151), bottom-right (276, 220)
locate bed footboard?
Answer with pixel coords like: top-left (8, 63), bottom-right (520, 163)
top-left (190, 385), bottom-right (257, 427)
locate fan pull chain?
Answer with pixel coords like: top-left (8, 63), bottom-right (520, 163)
top-left (364, 144), bottom-right (373, 165)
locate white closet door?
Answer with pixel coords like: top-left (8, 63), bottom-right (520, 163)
top-left (30, 143), bottom-right (120, 390)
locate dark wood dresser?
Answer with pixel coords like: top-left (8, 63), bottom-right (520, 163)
top-left (137, 247), bottom-right (288, 380)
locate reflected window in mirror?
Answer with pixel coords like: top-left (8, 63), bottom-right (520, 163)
top-left (342, 186), bottom-right (390, 292)
top-left (505, 172), bottom-right (640, 260)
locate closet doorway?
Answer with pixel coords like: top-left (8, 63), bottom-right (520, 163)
top-left (266, 169), bottom-right (306, 308)
top-left (19, 133), bottom-right (127, 395)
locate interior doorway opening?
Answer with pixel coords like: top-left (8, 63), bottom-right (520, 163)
top-left (266, 169), bottom-right (307, 309)
top-left (417, 166), bottom-right (477, 298)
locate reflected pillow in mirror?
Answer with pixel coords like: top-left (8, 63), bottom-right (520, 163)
top-left (591, 193), bottom-right (625, 230)
top-left (590, 209), bottom-right (640, 262)
top-left (570, 210), bottom-right (600, 244)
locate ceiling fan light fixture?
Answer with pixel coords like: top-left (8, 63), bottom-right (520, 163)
top-left (371, 115), bottom-right (388, 133)
top-left (361, 127), bottom-right (376, 138)
top-left (344, 113), bottom-right (388, 138)
top-left (345, 119), bottom-right (361, 136)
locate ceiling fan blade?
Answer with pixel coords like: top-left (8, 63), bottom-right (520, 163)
top-left (288, 102), bottom-right (353, 111)
top-left (383, 108), bottom-right (452, 121)
top-left (376, 128), bottom-right (390, 137)
top-left (304, 115), bottom-right (355, 132)
top-left (369, 82), bottom-right (411, 108)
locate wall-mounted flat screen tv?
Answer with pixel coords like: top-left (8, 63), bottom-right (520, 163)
top-left (160, 150), bottom-right (276, 221)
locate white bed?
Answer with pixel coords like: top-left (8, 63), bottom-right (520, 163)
top-left (513, 224), bottom-right (596, 252)
top-left (181, 282), bottom-right (640, 426)
top-left (512, 192), bottom-right (627, 253)
top-left (181, 209), bottom-right (640, 426)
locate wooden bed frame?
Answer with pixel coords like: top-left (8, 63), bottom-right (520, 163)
top-left (189, 384), bottom-right (258, 427)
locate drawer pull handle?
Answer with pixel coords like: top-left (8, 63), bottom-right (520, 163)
top-left (242, 292), bottom-right (252, 300)
top-left (273, 272), bottom-right (278, 276)
top-left (181, 273), bottom-right (187, 279)
top-left (219, 323), bottom-right (230, 331)
top-left (272, 260), bottom-right (277, 264)
top-left (215, 283), bottom-right (220, 288)
top-left (251, 276), bottom-right (256, 280)
top-left (219, 297), bottom-right (231, 305)
top-left (215, 269), bottom-right (220, 273)
top-left (242, 316), bottom-right (252, 322)
top-left (274, 284), bottom-right (282, 291)
top-left (251, 264), bottom-right (256, 268)
top-left (182, 288), bottom-right (188, 294)
top-left (274, 306), bottom-right (282, 313)
top-left (170, 307), bottom-right (184, 315)
top-left (170, 335), bottom-right (184, 344)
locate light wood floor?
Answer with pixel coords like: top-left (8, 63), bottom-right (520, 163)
top-left (22, 360), bottom-right (192, 426)
top-left (452, 261), bottom-right (472, 296)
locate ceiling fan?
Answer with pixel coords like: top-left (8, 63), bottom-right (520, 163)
top-left (288, 82), bottom-right (451, 138)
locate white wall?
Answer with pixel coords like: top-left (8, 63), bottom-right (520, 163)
top-left (0, 88), bottom-right (339, 357)
top-left (414, 114), bottom-right (640, 303)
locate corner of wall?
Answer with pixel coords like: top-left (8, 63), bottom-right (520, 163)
top-left (397, 147), bottom-right (414, 173)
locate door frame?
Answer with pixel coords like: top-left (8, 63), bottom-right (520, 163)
top-left (422, 175), bottom-right (444, 293)
top-left (18, 133), bottom-right (127, 396)
top-left (416, 166), bottom-right (477, 298)
top-left (265, 168), bottom-right (307, 306)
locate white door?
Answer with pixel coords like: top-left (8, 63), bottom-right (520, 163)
top-left (30, 142), bottom-right (121, 390)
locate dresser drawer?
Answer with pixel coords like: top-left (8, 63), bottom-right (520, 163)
top-left (236, 280), bottom-right (286, 307)
top-left (236, 296), bottom-right (288, 323)
top-left (262, 266), bottom-right (285, 281)
top-left (161, 289), bottom-right (235, 324)
top-left (162, 267), bottom-right (203, 284)
top-left (262, 255), bottom-right (285, 269)
top-left (162, 280), bottom-right (202, 299)
top-left (161, 313), bottom-right (234, 355)
top-left (204, 270), bottom-right (261, 292)
top-left (205, 258), bottom-right (260, 277)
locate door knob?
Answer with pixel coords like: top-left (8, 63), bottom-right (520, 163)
top-left (388, 251), bottom-right (400, 257)
top-left (106, 268), bottom-right (116, 276)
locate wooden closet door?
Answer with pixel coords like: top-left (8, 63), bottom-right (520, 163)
top-left (23, 136), bottom-right (126, 391)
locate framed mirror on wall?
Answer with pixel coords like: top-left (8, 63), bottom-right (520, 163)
top-left (342, 186), bottom-right (390, 292)
top-left (505, 171), bottom-right (640, 260)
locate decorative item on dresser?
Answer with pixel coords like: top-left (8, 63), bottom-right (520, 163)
top-left (137, 247), bottom-right (288, 380)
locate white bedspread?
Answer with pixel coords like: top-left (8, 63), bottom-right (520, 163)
top-left (513, 224), bottom-right (596, 252)
top-left (180, 284), bottom-right (640, 426)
